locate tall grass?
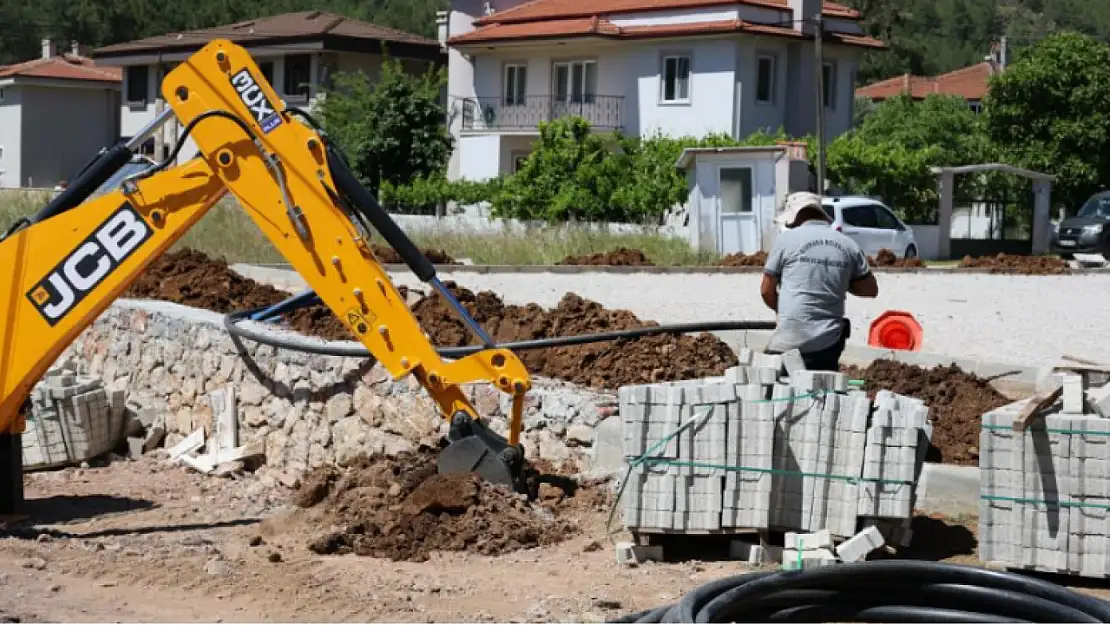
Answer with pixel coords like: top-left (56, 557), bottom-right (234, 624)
top-left (1, 191), bottom-right (720, 266)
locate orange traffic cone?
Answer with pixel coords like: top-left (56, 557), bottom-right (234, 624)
top-left (868, 310), bottom-right (923, 351)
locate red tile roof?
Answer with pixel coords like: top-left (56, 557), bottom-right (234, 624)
top-left (451, 16), bottom-right (886, 48)
top-left (94, 10), bottom-right (437, 56)
top-left (856, 62), bottom-right (996, 101)
top-left (0, 53), bottom-right (121, 83)
top-left (473, 0), bottom-right (861, 25)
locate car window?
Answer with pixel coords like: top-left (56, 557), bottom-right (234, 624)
top-left (841, 204), bottom-right (878, 228)
top-left (873, 205), bottom-right (903, 230)
top-left (821, 204), bottom-right (835, 220)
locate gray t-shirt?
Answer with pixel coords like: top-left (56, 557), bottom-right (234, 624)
top-left (763, 221), bottom-right (871, 354)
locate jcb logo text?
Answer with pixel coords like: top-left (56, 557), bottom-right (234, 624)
top-left (230, 67), bottom-right (282, 134)
top-left (27, 203), bottom-right (152, 326)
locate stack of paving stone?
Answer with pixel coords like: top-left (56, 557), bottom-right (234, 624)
top-left (979, 373), bottom-right (1110, 578)
top-left (619, 350), bottom-right (933, 540)
top-left (22, 366), bottom-right (125, 470)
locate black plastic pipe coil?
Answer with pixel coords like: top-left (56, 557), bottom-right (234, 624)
top-left (607, 561), bottom-right (1110, 623)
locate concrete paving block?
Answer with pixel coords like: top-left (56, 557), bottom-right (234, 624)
top-left (1063, 374), bottom-right (1087, 414)
top-left (836, 525), bottom-right (886, 562)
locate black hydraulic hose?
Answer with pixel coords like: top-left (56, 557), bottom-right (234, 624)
top-left (222, 306), bottom-right (774, 359)
top-left (609, 561), bottom-right (1110, 623)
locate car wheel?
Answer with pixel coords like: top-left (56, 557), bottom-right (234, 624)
top-left (904, 245), bottom-right (917, 259)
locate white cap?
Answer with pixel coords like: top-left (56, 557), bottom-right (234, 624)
top-left (776, 191), bottom-right (828, 226)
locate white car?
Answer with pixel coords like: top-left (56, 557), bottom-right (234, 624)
top-left (819, 195), bottom-right (919, 259)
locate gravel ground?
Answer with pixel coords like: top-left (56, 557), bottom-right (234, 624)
top-left (382, 270), bottom-right (1110, 368)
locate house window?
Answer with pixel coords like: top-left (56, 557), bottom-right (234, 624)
top-left (969, 101), bottom-right (982, 114)
top-left (661, 55), bottom-right (690, 103)
top-left (822, 61), bottom-right (837, 109)
top-left (284, 54), bottom-right (311, 101)
top-left (511, 152), bottom-right (529, 173)
top-left (553, 60), bottom-right (596, 103)
top-left (756, 54), bottom-right (775, 104)
top-left (503, 64), bottom-right (527, 106)
top-left (258, 61), bottom-right (275, 86)
top-left (126, 66), bottom-right (148, 104)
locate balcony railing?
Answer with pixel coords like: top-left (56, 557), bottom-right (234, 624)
top-left (460, 95), bottom-right (624, 132)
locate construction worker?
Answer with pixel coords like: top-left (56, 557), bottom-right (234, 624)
top-left (760, 191), bottom-right (879, 371)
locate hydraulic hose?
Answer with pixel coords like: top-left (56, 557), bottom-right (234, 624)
top-left (608, 561), bottom-right (1110, 623)
top-left (222, 305), bottom-right (775, 359)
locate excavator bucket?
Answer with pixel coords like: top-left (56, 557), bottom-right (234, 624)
top-left (437, 413), bottom-right (527, 493)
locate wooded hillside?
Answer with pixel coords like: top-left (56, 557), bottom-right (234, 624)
top-left (2, 0), bottom-right (1110, 86)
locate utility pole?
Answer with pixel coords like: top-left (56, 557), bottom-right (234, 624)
top-left (1000, 35), bottom-right (1008, 70)
top-left (814, 12), bottom-right (826, 195)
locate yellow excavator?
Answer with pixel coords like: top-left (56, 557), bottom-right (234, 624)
top-left (0, 39), bottom-right (533, 515)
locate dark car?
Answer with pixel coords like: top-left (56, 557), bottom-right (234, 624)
top-left (1052, 191), bottom-right (1110, 258)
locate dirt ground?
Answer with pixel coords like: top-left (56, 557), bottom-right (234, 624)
top-left (869, 248), bottom-right (926, 268)
top-left (5, 455), bottom-right (1110, 623)
top-left (558, 249), bottom-right (655, 266)
top-left (0, 457), bottom-right (748, 623)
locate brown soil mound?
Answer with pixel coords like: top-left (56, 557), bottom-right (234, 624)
top-left (957, 253), bottom-right (1070, 275)
top-left (411, 282), bottom-right (738, 389)
top-left (869, 248), bottom-right (925, 268)
top-left (841, 360), bottom-right (1011, 466)
top-left (128, 249), bottom-right (735, 389)
top-left (558, 248), bottom-right (655, 266)
top-left (719, 252), bottom-right (768, 267)
top-left (125, 249), bottom-right (292, 313)
top-left (371, 243), bottom-right (459, 266)
top-left (296, 450), bottom-right (579, 562)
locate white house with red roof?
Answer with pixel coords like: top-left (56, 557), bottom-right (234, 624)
top-left (0, 40), bottom-right (122, 189)
top-left (439, 0), bottom-right (886, 182)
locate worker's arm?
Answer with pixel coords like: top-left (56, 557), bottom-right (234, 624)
top-left (760, 244), bottom-right (785, 312)
top-left (847, 244), bottom-right (879, 298)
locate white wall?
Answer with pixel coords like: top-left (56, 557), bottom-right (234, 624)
top-left (0, 87), bottom-right (22, 188)
top-left (458, 135), bottom-right (502, 181)
top-left (626, 38), bottom-right (738, 137)
top-left (391, 212), bottom-right (688, 238)
top-left (20, 84), bottom-right (119, 187)
top-left (736, 38), bottom-right (790, 137)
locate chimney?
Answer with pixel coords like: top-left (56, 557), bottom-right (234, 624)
top-left (70, 41), bottom-right (86, 57)
top-left (41, 38), bottom-right (58, 59)
top-left (789, 0), bottom-right (820, 35)
top-left (436, 10), bottom-right (449, 49)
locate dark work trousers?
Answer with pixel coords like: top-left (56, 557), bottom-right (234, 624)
top-left (767, 318), bottom-right (851, 372)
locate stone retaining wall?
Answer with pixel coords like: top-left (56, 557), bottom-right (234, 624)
top-left (56, 300), bottom-right (616, 478)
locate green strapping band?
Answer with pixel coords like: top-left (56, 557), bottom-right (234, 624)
top-left (982, 424), bottom-right (1110, 436)
top-left (637, 457), bottom-right (913, 486)
top-left (981, 494), bottom-right (1110, 510)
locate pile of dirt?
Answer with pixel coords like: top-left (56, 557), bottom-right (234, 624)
top-left (841, 360), bottom-right (1011, 465)
top-left (125, 249), bottom-right (293, 313)
top-left (957, 253), bottom-right (1070, 275)
top-left (410, 282), bottom-right (738, 389)
top-left (869, 248), bottom-right (925, 268)
top-left (371, 243), bottom-right (459, 266)
top-left (557, 248), bottom-right (655, 266)
top-left (295, 450), bottom-right (579, 562)
top-left (719, 252), bottom-right (768, 267)
top-left (128, 249), bottom-right (736, 389)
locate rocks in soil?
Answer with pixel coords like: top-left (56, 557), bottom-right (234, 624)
top-left (869, 248), bottom-right (925, 268)
top-left (957, 253), bottom-right (1070, 275)
top-left (558, 248), bottom-right (654, 266)
top-left (125, 249), bottom-right (292, 313)
top-left (719, 251), bottom-right (768, 267)
top-left (842, 359), bottom-right (1011, 465)
top-left (297, 450), bottom-right (578, 562)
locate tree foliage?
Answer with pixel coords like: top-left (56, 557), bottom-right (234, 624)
top-left (824, 93), bottom-right (993, 222)
top-left (317, 57), bottom-right (452, 199)
top-left (983, 31), bottom-right (1110, 210)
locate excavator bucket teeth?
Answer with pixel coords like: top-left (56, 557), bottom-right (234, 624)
top-left (438, 437), bottom-right (518, 489)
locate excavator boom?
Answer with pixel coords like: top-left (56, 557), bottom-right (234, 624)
top-left (0, 39), bottom-right (532, 515)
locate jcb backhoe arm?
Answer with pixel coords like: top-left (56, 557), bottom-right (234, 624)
top-left (0, 39), bottom-right (532, 515)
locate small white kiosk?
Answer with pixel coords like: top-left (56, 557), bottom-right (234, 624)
top-left (675, 145), bottom-right (811, 255)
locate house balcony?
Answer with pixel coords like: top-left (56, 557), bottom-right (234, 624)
top-left (460, 95), bottom-right (624, 133)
